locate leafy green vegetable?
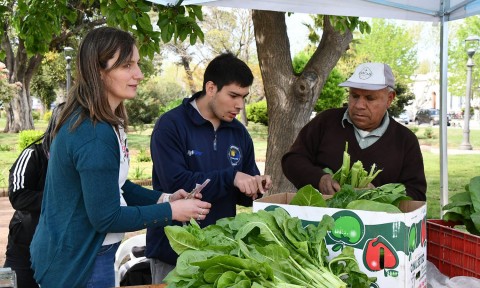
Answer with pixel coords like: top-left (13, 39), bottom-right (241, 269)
top-left (323, 142), bottom-right (382, 188)
top-left (346, 200), bottom-right (402, 213)
top-left (327, 185), bottom-right (358, 209)
top-left (164, 208), bottom-right (376, 287)
top-left (443, 176), bottom-right (480, 235)
top-left (290, 183), bottom-right (409, 212)
top-left (290, 185), bottom-right (327, 207)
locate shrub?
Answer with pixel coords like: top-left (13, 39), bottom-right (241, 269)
top-left (131, 166), bottom-right (145, 180)
top-left (18, 130), bottom-right (43, 150)
top-left (424, 127), bottom-right (434, 139)
top-left (137, 147), bottom-right (152, 162)
top-left (246, 100), bottom-right (268, 126)
top-left (159, 98), bottom-right (183, 115)
top-left (0, 144), bottom-right (13, 151)
top-left (126, 96), bottom-right (160, 127)
top-left (410, 126), bottom-right (419, 134)
top-left (43, 110), bottom-right (53, 122)
top-left (32, 111), bottom-right (40, 121)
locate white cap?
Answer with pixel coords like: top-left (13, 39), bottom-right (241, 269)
top-left (339, 62), bottom-right (395, 90)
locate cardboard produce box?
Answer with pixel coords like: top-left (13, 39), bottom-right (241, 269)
top-left (253, 193), bottom-right (427, 288)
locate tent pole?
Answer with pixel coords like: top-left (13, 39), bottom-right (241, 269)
top-left (439, 16), bottom-right (449, 218)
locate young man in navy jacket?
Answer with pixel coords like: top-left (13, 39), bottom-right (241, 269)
top-left (147, 52), bottom-right (272, 283)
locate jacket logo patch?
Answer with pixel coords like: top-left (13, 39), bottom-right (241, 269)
top-left (228, 145), bottom-right (241, 166)
top-left (187, 150), bottom-right (203, 156)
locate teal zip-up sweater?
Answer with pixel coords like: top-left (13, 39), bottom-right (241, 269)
top-left (30, 115), bottom-right (172, 287)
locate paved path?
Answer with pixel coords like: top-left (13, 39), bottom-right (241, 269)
top-left (0, 197), bottom-right (14, 266)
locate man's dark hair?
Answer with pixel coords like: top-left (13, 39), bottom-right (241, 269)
top-left (202, 52), bottom-right (253, 93)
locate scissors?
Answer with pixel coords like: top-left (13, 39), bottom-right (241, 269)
top-left (185, 179), bottom-right (210, 199)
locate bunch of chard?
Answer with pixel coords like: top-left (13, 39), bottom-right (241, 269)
top-left (443, 176), bottom-right (480, 235)
top-left (164, 208), bottom-right (376, 287)
top-left (291, 183), bottom-right (411, 213)
top-left (323, 142), bottom-right (382, 188)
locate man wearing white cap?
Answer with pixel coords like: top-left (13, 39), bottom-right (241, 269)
top-left (282, 62), bottom-right (426, 201)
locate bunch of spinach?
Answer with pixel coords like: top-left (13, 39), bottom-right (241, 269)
top-left (323, 142), bottom-right (382, 188)
top-left (291, 183), bottom-right (410, 213)
top-left (164, 207), bottom-right (376, 287)
top-left (442, 176), bottom-right (480, 235)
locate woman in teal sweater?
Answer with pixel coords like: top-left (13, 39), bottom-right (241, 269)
top-left (30, 27), bottom-right (211, 288)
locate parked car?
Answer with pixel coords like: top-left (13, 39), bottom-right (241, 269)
top-left (414, 109), bottom-right (450, 126)
top-left (394, 112), bottom-right (410, 125)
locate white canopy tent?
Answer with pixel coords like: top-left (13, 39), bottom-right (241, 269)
top-left (149, 0), bottom-right (480, 216)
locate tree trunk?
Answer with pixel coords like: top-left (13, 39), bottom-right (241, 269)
top-left (252, 11), bottom-right (352, 194)
top-left (5, 88), bottom-right (34, 132)
top-left (3, 39), bottom-right (42, 132)
top-left (181, 55), bottom-right (196, 94)
top-left (240, 108), bottom-right (248, 126)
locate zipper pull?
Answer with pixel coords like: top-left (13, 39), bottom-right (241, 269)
top-left (213, 133), bottom-right (217, 151)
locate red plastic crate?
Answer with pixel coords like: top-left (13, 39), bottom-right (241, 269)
top-left (427, 219), bottom-right (480, 278)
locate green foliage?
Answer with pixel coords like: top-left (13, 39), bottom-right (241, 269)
top-left (388, 82), bottom-right (415, 117)
top-left (131, 166), bottom-right (146, 180)
top-left (159, 98), bottom-right (183, 115)
top-left (246, 100), bottom-right (268, 126)
top-left (409, 126), bottom-right (419, 134)
top-left (0, 144), bottom-right (12, 152)
top-left (316, 69), bottom-right (347, 111)
top-left (350, 19), bottom-right (418, 85)
top-left (164, 208), bottom-right (375, 287)
top-left (137, 147), bottom-right (151, 162)
top-left (43, 110), bottom-right (52, 122)
top-left (306, 15), bottom-right (370, 44)
top-left (101, 1), bottom-right (205, 58)
top-left (292, 183), bottom-right (409, 213)
top-left (32, 111), bottom-right (40, 121)
top-left (423, 127), bottom-right (434, 139)
top-left (7, 1), bottom-right (205, 59)
top-left (126, 75), bottom-right (185, 127)
top-left (447, 17), bottom-right (480, 99)
top-left (144, 76), bottom-right (187, 107)
top-left (443, 176), bottom-right (480, 235)
top-left (30, 52), bottom-right (65, 109)
top-left (13, 1), bottom-right (74, 56)
top-left (323, 142), bottom-right (382, 188)
top-left (329, 16), bottom-right (371, 34)
top-left (126, 96), bottom-right (159, 128)
top-left (18, 130), bottom-right (43, 151)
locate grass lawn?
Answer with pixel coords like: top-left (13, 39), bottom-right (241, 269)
top-left (1, 116), bottom-right (479, 219)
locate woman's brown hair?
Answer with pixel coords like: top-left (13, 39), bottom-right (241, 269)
top-left (54, 26), bottom-right (136, 136)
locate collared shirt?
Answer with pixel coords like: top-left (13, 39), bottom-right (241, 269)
top-left (341, 109), bottom-right (390, 149)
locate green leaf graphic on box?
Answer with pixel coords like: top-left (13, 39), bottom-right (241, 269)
top-left (329, 211), bottom-right (364, 247)
top-left (408, 223), bottom-right (417, 253)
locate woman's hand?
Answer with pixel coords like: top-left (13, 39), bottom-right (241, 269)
top-left (170, 199), bottom-right (211, 222)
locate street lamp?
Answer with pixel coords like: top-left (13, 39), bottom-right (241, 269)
top-left (64, 46), bottom-right (74, 97)
top-left (459, 36), bottom-right (480, 150)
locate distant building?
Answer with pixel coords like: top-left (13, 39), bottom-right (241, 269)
top-left (31, 96), bottom-right (43, 111)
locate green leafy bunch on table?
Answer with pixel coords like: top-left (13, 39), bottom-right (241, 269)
top-left (163, 208), bottom-right (376, 288)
